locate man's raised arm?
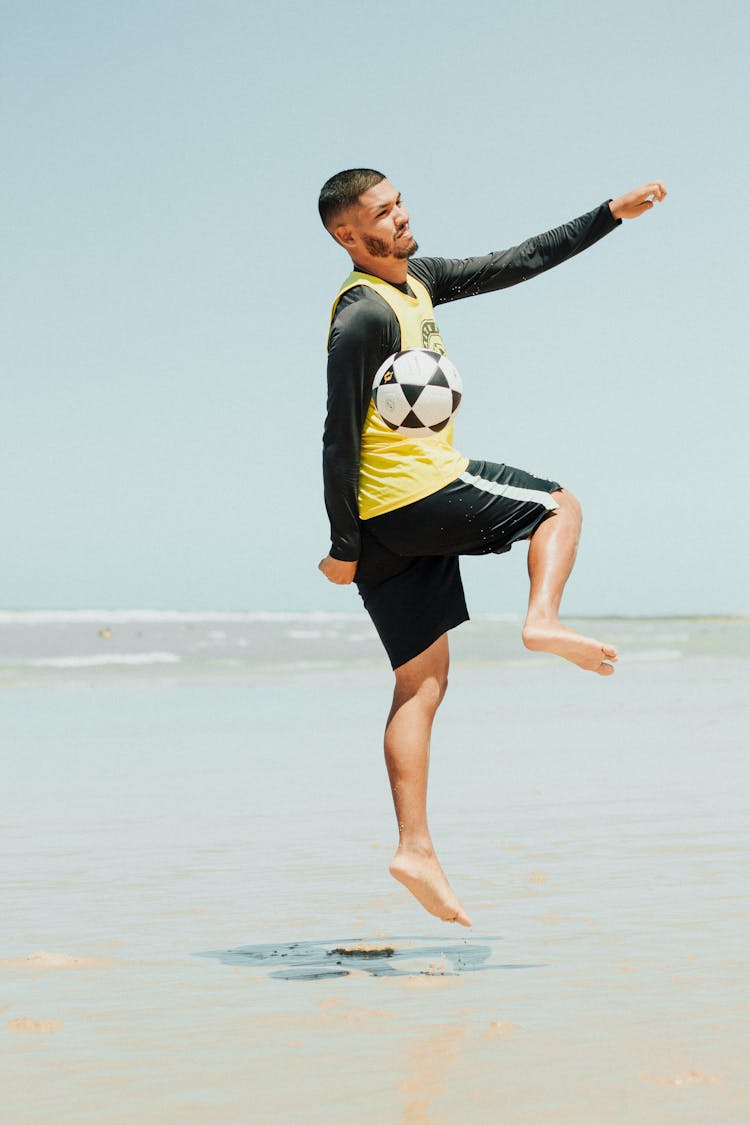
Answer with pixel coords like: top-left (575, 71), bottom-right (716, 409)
top-left (413, 180), bottom-right (667, 306)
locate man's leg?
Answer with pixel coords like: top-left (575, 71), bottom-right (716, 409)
top-left (384, 633), bottom-right (472, 926)
top-left (522, 488), bottom-right (618, 675)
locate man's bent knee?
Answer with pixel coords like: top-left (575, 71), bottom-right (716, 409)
top-left (552, 487), bottom-right (582, 525)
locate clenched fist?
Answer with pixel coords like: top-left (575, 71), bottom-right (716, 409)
top-left (318, 555), bottom-right (357, 585)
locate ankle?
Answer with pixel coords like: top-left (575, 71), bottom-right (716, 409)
top-left (524, 610), bottom-right (559, 631)
top-left (396, 837), bottom-right (435, 858)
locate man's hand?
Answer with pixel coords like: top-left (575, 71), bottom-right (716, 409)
top-left (318, 554), bottom-right (357, 585)
top-left (609, 181), bottom-right (667, 221)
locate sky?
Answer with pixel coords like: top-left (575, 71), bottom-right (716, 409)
top-left (2, 0), bottom-right (748, 615)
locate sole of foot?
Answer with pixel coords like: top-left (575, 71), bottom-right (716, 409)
top-left (390, 853), bottom-right (472, 927)
top-left (522, 623), bottom-right (618, 676)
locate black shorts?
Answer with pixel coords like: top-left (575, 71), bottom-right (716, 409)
top-left (355, 459), bottom-right (561, 669)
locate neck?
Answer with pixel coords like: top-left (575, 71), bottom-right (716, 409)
top-left (351, 257), bottom-right (409, 285)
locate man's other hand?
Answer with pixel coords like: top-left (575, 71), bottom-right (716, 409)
top-left (610, 181), bottom-right (667, 220)
top-left (318, 555), bottom-right (357, 585)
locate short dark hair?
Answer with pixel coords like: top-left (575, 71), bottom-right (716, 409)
top-left (318, 168), bottom-right (386, 230)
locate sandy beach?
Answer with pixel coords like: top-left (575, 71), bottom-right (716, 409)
top-left (1, 613), bottom-right (748, 1123)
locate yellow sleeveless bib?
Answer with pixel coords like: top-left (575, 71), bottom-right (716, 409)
top-left (329, 271), bottom-right (469, 520)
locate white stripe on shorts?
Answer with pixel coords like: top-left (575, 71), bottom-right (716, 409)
top-left (459, 470), bottom-right (560, 511)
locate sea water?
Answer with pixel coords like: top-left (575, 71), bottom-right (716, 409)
top-left (1, 611), bottom-right (747, 947)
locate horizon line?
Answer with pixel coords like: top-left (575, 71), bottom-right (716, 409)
top-left (0, 609), bottom-right (747, 623)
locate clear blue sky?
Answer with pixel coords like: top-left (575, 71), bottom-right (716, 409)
top-left (2, 0), bottom-right (748, 614)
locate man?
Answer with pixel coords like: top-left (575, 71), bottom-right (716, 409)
top-left (318, 169), bottom-right (667, 927)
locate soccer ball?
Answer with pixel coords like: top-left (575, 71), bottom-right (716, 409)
top-left (372, 349), bottom-right (463, 436)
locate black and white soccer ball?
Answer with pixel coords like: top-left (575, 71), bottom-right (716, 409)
top-left (371, 349), bottom-right (463, 436)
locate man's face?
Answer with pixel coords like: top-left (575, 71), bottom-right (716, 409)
top-left (339, 179), bottom-right (418, 261)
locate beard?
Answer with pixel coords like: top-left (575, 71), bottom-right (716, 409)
top-left (363, 232), bottom-right (418, 259)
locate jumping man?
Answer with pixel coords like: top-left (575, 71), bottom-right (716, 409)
top-left (318, 169), bottom-right (667, 926)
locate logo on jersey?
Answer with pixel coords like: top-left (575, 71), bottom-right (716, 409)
top-left (421, 319), bottom-right (445, 355)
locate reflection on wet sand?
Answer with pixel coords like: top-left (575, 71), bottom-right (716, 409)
top-left (197, 936), bottom-right (542, 980)
top-left (401, 1022), bottom-right (469, 1123)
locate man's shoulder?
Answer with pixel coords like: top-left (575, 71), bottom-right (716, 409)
top-left (330, 284), bottom-right (396, 335)
top-left (326, 284), bottom-right (401, 367)
top-left (408, 256), bottom-right (449, 295)
top-left (408, 257), bottom-right (438, 283)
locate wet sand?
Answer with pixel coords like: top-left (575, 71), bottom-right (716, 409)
top-left (1, 616), bottom-right (748, 1122)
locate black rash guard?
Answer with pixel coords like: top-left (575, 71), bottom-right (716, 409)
top-left (323, 201), bottom-right (620, 562)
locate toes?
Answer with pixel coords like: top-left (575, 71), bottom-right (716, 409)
top-left (443, 909), bottom-right (473, 926)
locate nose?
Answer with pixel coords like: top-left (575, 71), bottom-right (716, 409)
top-left (394, 201), bottom-right (409, 227)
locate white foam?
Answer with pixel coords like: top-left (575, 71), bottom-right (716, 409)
top-left (25, 652), bottom-right (181, 668)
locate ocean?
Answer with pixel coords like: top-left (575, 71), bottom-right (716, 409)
top-left (2, 607), bottom-right (747, 671)
top-left (1, 612), bottom-right (748, 1123)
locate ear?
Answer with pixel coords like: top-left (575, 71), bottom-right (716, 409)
top-left (333, 222), bottom-right (357, 250)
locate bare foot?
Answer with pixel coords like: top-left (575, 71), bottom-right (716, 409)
top-left (522, 620), bottom-right (618, 675)
top-left (390, 847), bottom-right (472, 926)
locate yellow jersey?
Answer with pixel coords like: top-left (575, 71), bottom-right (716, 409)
top-left (329, 271), bottom-right (468, 520)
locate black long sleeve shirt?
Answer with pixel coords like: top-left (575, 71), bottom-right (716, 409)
top-left (323, 201), bottom-right (620, 561)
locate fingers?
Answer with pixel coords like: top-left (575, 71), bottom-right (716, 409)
top-left (318, 556), bottom-right (356, 585)
top-left (612, 180), bottom-right (668, 220)
top-left (639, 181), bottom-right (667, 205)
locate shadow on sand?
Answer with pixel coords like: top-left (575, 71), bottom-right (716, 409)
top-left (196, 937), bottom-right (547, 981)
